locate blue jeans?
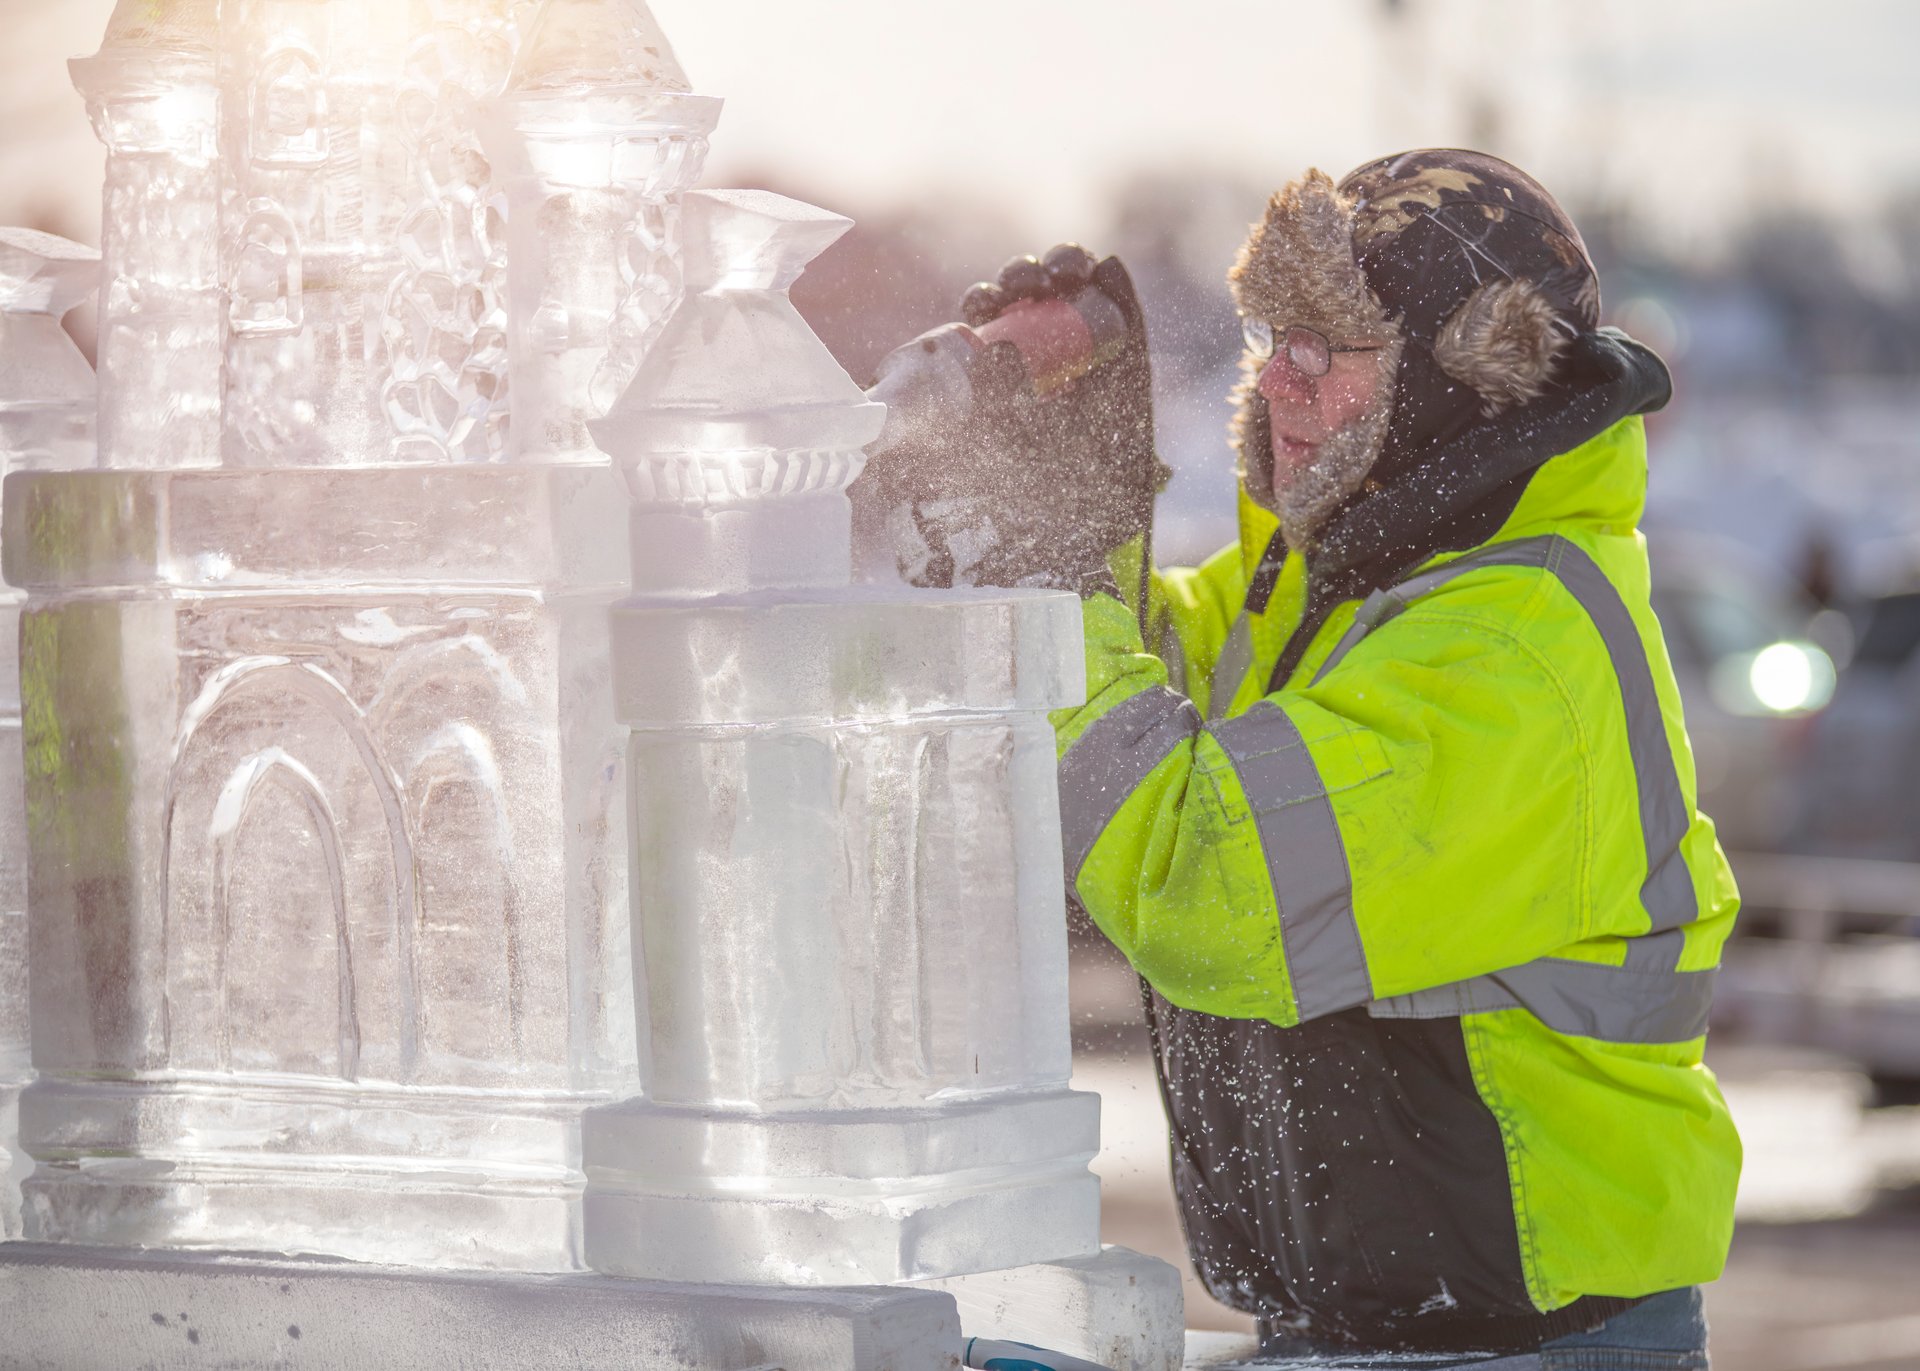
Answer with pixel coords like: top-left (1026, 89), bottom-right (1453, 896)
top-left (1253, 1287), bottom-right (1710, 1369)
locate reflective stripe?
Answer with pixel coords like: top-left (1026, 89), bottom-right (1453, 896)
top-left (1369, 960), bottom-right (1716, 1044)
top-left (1211, 701), bottom-right (1371, 1019)
top-left (1206, 613), bottom-right (1254, 722)
top-left (1546, 542), bottom-right (1699, 961)
top-left (1057, 686), bottom-right (1200, 880)
top-left (1305, 534), bottom-right (1706, 1041)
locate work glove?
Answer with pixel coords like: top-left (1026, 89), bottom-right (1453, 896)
top-left (854, 244), bottom-right (1167, 596)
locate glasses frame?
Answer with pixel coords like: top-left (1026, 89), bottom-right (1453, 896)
top-left (1241, 319), bottom-right (1386, 377)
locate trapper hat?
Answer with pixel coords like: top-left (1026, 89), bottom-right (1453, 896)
top-left (1229, 149), bottom-right (1603, 543)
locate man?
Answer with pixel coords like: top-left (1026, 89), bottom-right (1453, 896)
top-left (867, 148), bottom-right (1740, 1367)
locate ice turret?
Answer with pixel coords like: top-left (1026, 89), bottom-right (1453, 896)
top-left (594, 189), bottom-right (881, 593)
top-left (583, 189), bottom-right (1102, 1285)
top-left (485, 0), bottom-right (720, 457)
top-left (0, 228), bottom-right (99, 1239)
top-left (69, 0), bottom-right (221, 467)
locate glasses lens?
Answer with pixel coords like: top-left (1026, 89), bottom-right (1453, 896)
top-left (1241, 317), bottom-right (1274, 357)
top-left (1285, 327), bottom-right (1332, 377)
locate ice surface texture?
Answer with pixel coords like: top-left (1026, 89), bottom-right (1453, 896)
top-left (0, 229), bottom-right (98, 1240)
top-left (584, 190), bottom-right (1101, 1284)
top-left (12, 0), bottom-right (712, 1271)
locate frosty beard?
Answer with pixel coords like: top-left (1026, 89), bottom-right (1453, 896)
top-left (1244, 391), bottom-right (1394, 551)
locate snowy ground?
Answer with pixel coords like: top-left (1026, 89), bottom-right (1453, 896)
top-left (1069, 945), bottom-right (1920, 1371)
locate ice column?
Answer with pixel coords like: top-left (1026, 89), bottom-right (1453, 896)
top-left (0, 230), bottom-right (99, 1240)
top-left (484, 0), bottom-right (720, 457)
top-left (584, 190), bottom-right (1102, 1286)
top-left (69, 0), bottom-right (221, 468)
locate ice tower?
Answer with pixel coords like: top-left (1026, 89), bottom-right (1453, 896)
top-left (0, 229), bottom-right (99, 1240)
top-left (583, 189), bottom-right (1103, 1286)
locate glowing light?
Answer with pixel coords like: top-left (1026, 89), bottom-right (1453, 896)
top-left (1749, 642), bottom-right (1814, 712)
top-left (1708, 639), bottom-right (1837, 717)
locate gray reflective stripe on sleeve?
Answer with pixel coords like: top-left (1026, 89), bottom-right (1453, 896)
top-left (1544, 542), bottom-right (1699, 965)
top-left (1057, 686), bottom-right (1201, 880)
top-left (1210, 701), bottom-right (1371, 1019)
top-left (1369, 960), bottom-right (1717, 1044)
top-left (1205, 612), bottom-right (1254, 722)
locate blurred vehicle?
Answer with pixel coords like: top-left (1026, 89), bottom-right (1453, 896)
top-left (1797, 588), bottom-right (1920, 860)
top-left (1646, 533), bottom-right (1837, 852)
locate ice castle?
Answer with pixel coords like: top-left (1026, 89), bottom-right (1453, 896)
top-left (0, 2), bottom-right (1182, 1366)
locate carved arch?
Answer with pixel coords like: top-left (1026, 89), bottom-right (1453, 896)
top-left (162, 657), bottom-right (419, 1077)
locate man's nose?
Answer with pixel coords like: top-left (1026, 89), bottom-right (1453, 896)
top-left (1257, 350), bottom-right (1314, 407)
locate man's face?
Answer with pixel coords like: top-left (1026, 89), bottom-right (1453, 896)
top-left (1256, 338), bottom-right (1390, 490)
top-left (1250, 328), bottom-right (1399, 544)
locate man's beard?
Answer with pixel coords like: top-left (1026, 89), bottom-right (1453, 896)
top-left (1246, 398), bottom-right (1393, 550)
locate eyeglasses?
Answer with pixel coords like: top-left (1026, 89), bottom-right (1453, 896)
top-left (1241, 319), bottom-right (1386, 377)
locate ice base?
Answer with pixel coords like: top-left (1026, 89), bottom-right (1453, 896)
top-left (18, 1077), bottom-right (601, 1270)
top-left (583, 1089), bottom-right (1101, 1285)
top-left (0, 1242), bottom-right (962, 1370)
top-left (924, 1246), bottom-right (1186, 1371)
top-left (0, 1079), bottom-right (23, 1241)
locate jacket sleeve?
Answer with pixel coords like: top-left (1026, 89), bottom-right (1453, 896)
top-left (1056, 583), bottom-right (1597, 1025)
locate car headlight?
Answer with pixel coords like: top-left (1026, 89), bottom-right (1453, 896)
top-left (1709, 640), bottom-right (1837, 717)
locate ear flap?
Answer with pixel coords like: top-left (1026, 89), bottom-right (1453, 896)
top-left (1432, 277), bottom-right (1571, 414)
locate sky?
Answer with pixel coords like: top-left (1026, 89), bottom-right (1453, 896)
top-left (5, 0), bottom-right (1918, 256)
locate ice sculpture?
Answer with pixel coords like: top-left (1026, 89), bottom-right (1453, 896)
top-left (4, 0), bottom-right (712, 1271)
top-left (0, 229), bottom-right (99, 1240)
top-left (583, 190), bottom-right (1102, 1285)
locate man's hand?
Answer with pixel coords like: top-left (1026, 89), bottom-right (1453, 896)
top-left (853, 245), bottom-right (1166, 595)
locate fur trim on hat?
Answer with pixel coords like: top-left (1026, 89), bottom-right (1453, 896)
top-left (1431, 276), bottom-right (1571, 414)
top-left (1229, 170), bottom-right (1393, 338)
top-left (1228, 170), bottom-right (1401, 539)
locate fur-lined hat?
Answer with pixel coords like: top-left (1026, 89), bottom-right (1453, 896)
top-left (1229, 149), bottom-right (1601, 541)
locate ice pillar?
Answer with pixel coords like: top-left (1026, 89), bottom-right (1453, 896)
top-left (483, 0), bottom-right (720, 458)
top-left (69, 0), bottom-right (221, 468)
top-left (584, 190), bottom-right (1102, 1286)
top-left (0, 230), bottom-right (99, 1240)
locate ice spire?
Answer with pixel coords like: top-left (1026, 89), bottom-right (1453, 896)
top-left (486, 0), bottom-right (720, 457)
top-left (87, 0), bottom-right (219, 58)
top-left (591, 189), bottom-right (883, 596)
top-left (509, 0), bottom-right (693, 94)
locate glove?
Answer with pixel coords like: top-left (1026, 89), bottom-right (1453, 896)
top-left (853, 244), bottom-right (1167, 596)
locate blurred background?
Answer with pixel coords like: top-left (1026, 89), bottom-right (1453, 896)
top-left (7, 0), bottom-right (1920, 1364)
